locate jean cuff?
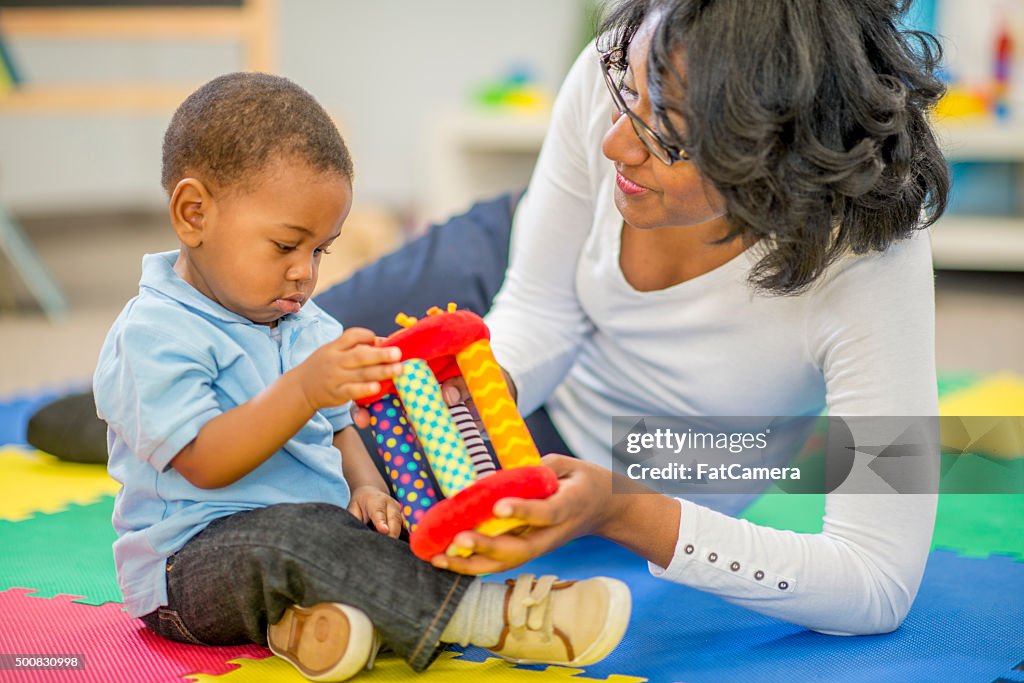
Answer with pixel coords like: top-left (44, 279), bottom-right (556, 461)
top-left (405, 573), bottom-right (473, 672)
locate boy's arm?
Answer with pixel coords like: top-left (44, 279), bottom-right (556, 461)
top-left (336, 426), bottom-right (389, 492)
top-left (172, 327), bottom-right (401, 489)
top-left (337, 426), bottom-right (403, 536)
top-left (170, 372), bottom-right (316, 489)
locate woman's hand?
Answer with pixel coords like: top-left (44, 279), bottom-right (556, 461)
top-left (428, 454), bottom-right (620, 575)
top-left (347, 485), bottom-right (403, 538)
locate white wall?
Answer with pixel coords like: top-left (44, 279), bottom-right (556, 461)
top-left (0, 0), bottom-right (588, 214)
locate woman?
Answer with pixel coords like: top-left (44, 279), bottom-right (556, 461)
top-left (403, 0), bottom-right (948, 637)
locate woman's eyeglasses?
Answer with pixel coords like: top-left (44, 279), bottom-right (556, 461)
top-left (599, 48), bottom-right (690, 165)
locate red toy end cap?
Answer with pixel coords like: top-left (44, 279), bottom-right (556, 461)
top-left (409, 466), bottom-right (559, 561)
top-left (354, 309), bottom-right (490, 406)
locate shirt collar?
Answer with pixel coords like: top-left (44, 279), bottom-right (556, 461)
top-left (139, 250), bottom-right (318, 330)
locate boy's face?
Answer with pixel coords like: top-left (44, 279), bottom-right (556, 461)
top-left (174, 156), bottom-right (352, 326)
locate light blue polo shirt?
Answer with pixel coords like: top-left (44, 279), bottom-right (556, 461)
top-left (94, 250), bottom-right (354, 617)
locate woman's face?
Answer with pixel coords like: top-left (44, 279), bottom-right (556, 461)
top-left (601, 14), bottom-right (728, 232)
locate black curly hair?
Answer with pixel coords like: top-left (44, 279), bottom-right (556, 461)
top-left (598, 0), bottom-right (950, 295)
top-left (161, 72), bottom-right (353, 196)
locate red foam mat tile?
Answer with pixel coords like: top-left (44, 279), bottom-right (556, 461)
top-left (0, 588), bottom-right (271, 682)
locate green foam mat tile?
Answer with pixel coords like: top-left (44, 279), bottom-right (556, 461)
top-left (740, 492), bottom-right (1024, 561)
top-left (937, 372), bottom-right (983, 398)
top-left (739, 493), bottom-right (824, 534)
top-left (932, 494), bottom-right (1024, 560)
top-left (0, 496), bottom-right (122, 605)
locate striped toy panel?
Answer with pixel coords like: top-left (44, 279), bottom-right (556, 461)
top-left (450, 402), bottom-right (498, 477)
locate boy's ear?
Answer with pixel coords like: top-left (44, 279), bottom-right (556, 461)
top-left (169, 178), bottom-right (211, 247)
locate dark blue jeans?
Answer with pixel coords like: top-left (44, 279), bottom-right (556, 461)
top-left (141, 503), bottom-right (470, 671)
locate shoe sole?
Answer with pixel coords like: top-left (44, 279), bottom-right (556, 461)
top-left (569, 577), bottom-right (631, 666)
top-left (267, 603), bottom-right (374, 682)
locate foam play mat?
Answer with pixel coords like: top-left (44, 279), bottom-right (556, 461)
top-left (0, 375), bottom-right (1021, 682)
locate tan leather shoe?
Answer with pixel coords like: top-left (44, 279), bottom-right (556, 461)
top-left (488, 574), bottom-right (631, 667)
top-left (268, 602), bottom-right (379, 682)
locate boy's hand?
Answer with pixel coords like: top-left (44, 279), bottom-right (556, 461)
top-left (294, 328), bottom-right (403, 411)
top-left (348, 485), bottom-right (403, 538)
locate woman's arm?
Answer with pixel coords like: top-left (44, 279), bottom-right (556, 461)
top-left (652, 235), bottom-right (938, 636)
top-left (443, 234), bottom-right (939, 636)
top-left (484, 46), bottom-right (607, 414)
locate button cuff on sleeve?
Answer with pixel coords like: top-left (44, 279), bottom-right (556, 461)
top-left (648, 498), bottom-right (796, 596)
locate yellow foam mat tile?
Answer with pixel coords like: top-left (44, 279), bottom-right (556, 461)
top-left (939, 372), bottom-right (1024, 416)
top-left (187, 651), bottom-right (647, 683)
top-left (0, 446), bottom-right (120, 521)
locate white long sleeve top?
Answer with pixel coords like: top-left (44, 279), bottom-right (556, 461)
top-left (485, 46), bottom-right (939, 636)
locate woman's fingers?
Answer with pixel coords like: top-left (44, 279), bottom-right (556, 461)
top-left (431, 531), bottom-right (532, 574)
top-left (493, 496), bottom-right (562, 527)
top-left (432, 552), bottom-right (507, 576)
top-left (490, 454), bottom-right (590, 527)
top-left (425, 456), bottom-right (609, 575)
top-left (539, 452), bottom-right (579, 475)
top-left (433, 524), bottom-right (569, 575)
top-left (350, 404), bottom-right (372, 429)
top-left (440, 378), bottom-right (470, 406)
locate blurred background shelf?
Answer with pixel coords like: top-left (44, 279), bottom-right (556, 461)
top-left (933, 119), bottom-right (1024, 271)
top-left (424, 107), bottom-right (551, 223)
top-left (930, 216), bottom-right (1024, 270)
top-left (0, 84), bottom-right (196, 111)
top-left (0, 0), bottom-right (275, 319)
top-left (0, 1), bottom-right (275, 112)
top-left (936, 119), bottom-right (1024, 160)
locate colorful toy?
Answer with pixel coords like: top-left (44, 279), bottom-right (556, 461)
top-left (0, 31), bottom-right (22, 98)
top-left (993, 21), bottom-right (1013, 121)
top-left (473, 65), bottom-right (552, 113)
top-left (355, 304), bottom-right (558, 561)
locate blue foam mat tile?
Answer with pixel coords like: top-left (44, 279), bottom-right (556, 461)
top-left (457, 538), bottom-right (1024, 683)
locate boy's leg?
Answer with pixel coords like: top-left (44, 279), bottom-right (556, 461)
top-left (154, 503), bottom-right (470, 672)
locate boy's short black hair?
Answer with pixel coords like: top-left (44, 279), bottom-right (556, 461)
top-left (161, 72), bottom-right (353, 195)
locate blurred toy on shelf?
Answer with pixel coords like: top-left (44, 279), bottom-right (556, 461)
top-left (935, 86), bottom-right (992, 121)
top-left (472, 64), bottom-right (551, 113)
top-left (934, 0), bottom-right (1022, 125)
top-left (0, 31), bottom-right (20, 98)
top-left (993, 20), bottom-right (1014, 120)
